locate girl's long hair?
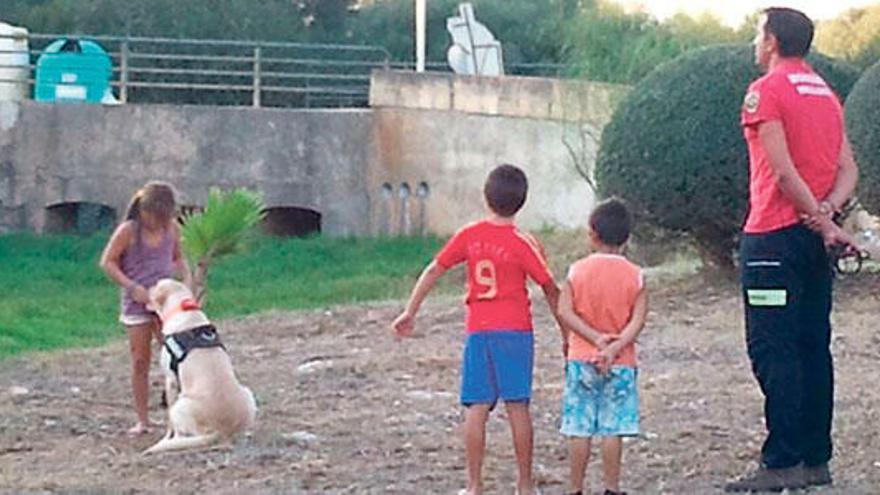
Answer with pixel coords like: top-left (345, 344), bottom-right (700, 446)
top-left (124, 181), bottom-right (177, 225)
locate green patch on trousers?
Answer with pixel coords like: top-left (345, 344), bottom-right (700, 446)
top-left (747, 289), bottom-right (787, 307)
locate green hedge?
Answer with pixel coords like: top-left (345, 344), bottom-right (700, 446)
top-left (845, 60), bottom-right (880, 213)
top-left (596, 44), bottom-right (860, 268)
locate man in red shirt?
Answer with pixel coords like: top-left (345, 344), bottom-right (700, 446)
top-left (726, 7), bottom-right (859, 492)
top-left (392, 164), bottom-right (564, 495)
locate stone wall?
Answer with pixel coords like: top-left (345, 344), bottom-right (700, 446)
top-left (369, 70), bottom-right (629, 234)
top-left (0, 72), bottom-right (628, 236)
top-left (0, 102), bottom-right (374, 236)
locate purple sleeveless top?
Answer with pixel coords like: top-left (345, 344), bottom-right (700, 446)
top-left (119, 223), bottom-right (176, 317)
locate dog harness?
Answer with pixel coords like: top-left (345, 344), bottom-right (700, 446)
top-left (164, 324), bottom-right (226, 377)
top-left (161, 299), bottom-right (226, 380)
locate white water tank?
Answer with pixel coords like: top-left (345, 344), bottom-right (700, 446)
top-left (0, 22), bottom-right (29, 101)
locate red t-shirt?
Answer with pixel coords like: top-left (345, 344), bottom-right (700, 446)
top-left (435, 220), bottom-right (554, 333)
top-left (741, 59), bottom-right (843, 234)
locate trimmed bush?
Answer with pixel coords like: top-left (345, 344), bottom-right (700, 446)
top-left (845, 61), bottom-right (880, 213)
top-left (596, 44), bottom-right (860, 269)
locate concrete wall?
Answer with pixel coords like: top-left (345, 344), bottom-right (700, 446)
top-left (0, 71), bottom-right (628, 236)
top-left (370, 70), bottom-right (626, 123)
top-left (369, 71), bottom-right (629, 234)
top-left (0, 102), bottom-right (374, 236)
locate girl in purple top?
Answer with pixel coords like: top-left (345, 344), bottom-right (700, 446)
top-left (100, 182), bottom-right (190, 436)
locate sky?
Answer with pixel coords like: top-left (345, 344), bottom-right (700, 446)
top-left (615, 0), bottom-right (879, 27)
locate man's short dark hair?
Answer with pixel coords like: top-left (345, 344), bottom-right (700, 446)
top-left (763, 7), bottom-right (814, 58)
top-left (484, 164), bottom-right (528, 217)
top-left (590, 197), bottom-right (631, 247)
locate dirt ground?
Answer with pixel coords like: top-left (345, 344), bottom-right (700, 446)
top-left (1, 270), bottom-right (879, 494)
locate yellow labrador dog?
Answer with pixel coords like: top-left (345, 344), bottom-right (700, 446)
top-left (144, 279), bottom-right (256, 455)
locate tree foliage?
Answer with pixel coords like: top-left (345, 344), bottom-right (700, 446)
top-left (562, 2), bottom-right (749, 83)
top-left (816, 4), bottom-right (880, 69)
top-left (3, 0), bottom-right (751, 83)
top-left (4, 0), bottom-right (878, 84)
top-left (2, 0), bottom-right (357, 42)
top-left (348, 0), bottom-right (576, 67)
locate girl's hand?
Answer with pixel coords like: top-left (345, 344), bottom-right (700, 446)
top-left (131, 284), bottom-right (150, 304)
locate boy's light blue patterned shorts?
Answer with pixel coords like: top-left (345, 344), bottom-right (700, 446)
top-left (560, 361), bottom-right (639, 437)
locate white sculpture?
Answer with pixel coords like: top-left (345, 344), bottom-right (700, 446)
top-left (446, 3), bottom-right (504, 76)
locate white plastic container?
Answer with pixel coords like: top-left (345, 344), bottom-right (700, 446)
top-left (0, 22), bottom-right (29, 101)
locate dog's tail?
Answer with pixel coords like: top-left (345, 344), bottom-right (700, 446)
top-left (142, 431), bottom-right (221, 455)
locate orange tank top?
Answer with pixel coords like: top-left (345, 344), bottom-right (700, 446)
top-left (566, 253), bottom-right (643, 366)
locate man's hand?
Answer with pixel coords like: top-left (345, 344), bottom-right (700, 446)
top-left (391, 311), bottom-right (415, 338)
top-left (824, 225), bottom-right (857, 251)
top-left (802, 201), bottom-right (836, 231)
top-left (818, 217), bottom-right (857, 251)
top-left (802, 208), bottom-right (857, 250)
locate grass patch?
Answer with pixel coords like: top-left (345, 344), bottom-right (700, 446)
top-left (0, 233), bottom-right (446, 360)
top-left (0, 228), bottom-right (608, 360)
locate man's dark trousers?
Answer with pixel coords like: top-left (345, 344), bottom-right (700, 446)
top-left (740, 224), bottom-right (833, 469)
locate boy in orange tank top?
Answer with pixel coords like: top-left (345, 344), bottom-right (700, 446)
top-left (556, 198), bottom-right (648, 495)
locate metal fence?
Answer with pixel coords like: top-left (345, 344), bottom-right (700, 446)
top-left (0, 32), bottom-right (568, 109)
top-left (0, 32), bottom-right (392, 108)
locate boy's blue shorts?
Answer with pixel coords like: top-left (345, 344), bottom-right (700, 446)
top-left (460, 330), bottom-right (533, 407)
top-left (560, 361), bottom-right (640, 437)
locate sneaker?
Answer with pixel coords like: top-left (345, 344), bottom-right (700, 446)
top-left (804, 463), bottom-right (832, 487)
top-left (724, 465), bottom-right (807, 492)
top-left (603, 490), bottom-right (628, 495)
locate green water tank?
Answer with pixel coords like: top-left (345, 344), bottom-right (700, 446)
top-left (34, 38), bottom-right (112, 103)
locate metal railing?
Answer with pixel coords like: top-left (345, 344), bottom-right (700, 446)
top-left (0, 32), bottom-right (569, 109)
top-left (0, 32), bottom-right (392, 108)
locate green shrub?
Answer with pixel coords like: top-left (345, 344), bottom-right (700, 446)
top-left (596, 44), bottom-right (860, 269)
top-left (845, 61), bottom-right (880, 213)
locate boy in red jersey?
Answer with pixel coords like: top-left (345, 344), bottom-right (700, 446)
top-left (392, 164), bottom-right (563, 495)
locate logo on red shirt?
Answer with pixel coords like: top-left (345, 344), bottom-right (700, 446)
top-left (743, 91), bottom-right (760, 113)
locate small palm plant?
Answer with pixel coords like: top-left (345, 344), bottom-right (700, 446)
top-left (181, 188), bottom-right (265, 302)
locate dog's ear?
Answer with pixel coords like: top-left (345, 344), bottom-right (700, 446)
top-left (147, 280), bottom-right (172, 313)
